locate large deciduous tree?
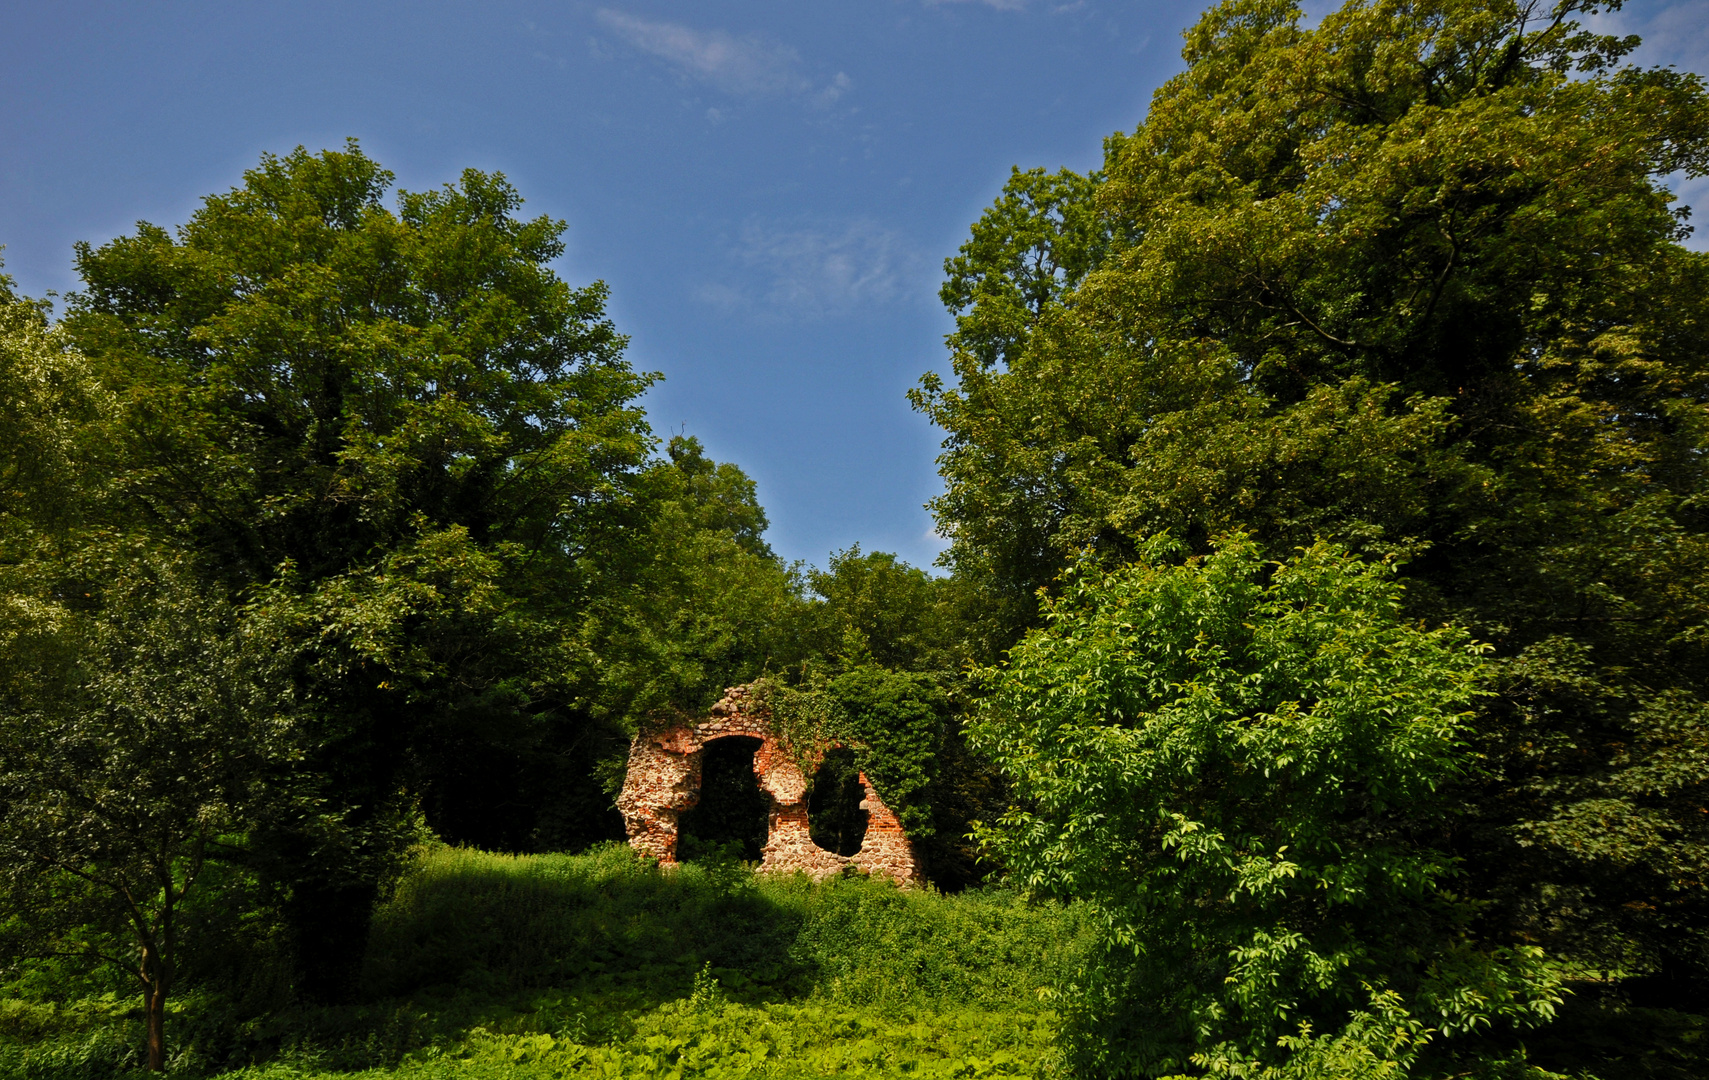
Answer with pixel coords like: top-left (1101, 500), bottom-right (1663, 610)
top-left (63, 142), bottom-right (659, 999)
top-left (917, 0), bottom-right (1709, 1000)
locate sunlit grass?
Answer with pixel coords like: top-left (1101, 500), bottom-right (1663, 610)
top-left (1, 844), bottom-right (1091, 1077)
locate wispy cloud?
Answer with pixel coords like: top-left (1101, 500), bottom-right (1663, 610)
top-left (595, 10), bottom-right (817, 97)
top-left (925, 0), bottom-right (1029, 11)
top-left (815, 71), bottom-right (854, 107)
top-left (697, 219), bottom-right (929, 318)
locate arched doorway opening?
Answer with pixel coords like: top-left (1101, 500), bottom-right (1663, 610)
top-left (808, 747), bottom-right (868, 857)
top-left (676, 736), bottom-right (769, 862)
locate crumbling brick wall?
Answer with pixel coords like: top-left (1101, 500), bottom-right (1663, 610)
top-left (616, 684), bottom-right (921, 885)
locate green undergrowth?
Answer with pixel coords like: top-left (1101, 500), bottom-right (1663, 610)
top-left (1, 844), bottom-right (1091, 1078)
top-left (223, 998), bottom-right (1059, 1079)
top-left (365, 844), bottom-right (1085, 1008)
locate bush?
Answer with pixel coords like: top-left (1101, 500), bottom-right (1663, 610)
top-left (974, 536), bottom-right (1559, 1076)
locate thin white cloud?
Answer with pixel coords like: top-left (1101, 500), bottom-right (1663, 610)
top-left (815, 71), bottom-right (854, 107)
top-left (926, 0), bottom-right (1029, 10)
top-left (700, 219), bottom-right (930, 318)
top-left (595, 9), bottom-right (812, 96)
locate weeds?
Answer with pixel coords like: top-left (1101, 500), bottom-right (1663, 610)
top-left (1, 844), bottom-right (1090, 1077)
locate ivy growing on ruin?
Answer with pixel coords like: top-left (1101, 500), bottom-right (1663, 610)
top-left (752, 670), bottom-right (946, 839)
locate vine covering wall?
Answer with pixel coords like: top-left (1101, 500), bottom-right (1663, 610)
top-left (753, 669), bottom-right (947, 840)
top-left (616, 684), bottom-right (924, 884)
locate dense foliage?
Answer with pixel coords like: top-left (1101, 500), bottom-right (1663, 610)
top-left (53, 142), bottom-right (668, 1000)
top-left (2, 845), bottom-right (1089, 1078)
top-left (6, 0), bottom-right (1709, 1075)
top-left (975, 537), bottom-right (1555, 1076)
top-left (0, 558), bottom-right (288, 1072)
top-left (915, 0), bottom-right (1709, 1064)
top-left (0, 143), bottom-right (988, 1069)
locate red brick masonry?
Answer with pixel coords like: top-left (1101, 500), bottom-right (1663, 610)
top-left (616, 684), bottom-right (922, 885)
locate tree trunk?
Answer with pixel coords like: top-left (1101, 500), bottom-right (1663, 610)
top-left (145, 982), bottom-right (166, 1071)
top-left (141, 944), bottom-right (168, 1071)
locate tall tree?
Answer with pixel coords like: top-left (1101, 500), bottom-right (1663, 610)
top-left (496, 434), bottom-right (806, 852)
top-left (64, 142), bottom-right (658, 999)
top-left (796, 545), bottom-right (957, 673)
top-left (574, 435), bottom-right (802, 728)
top-left (917, 0), bottom-right (1709, 998)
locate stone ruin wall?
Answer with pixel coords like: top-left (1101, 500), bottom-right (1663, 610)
top-left (616, 684), bottom-right (921, 885)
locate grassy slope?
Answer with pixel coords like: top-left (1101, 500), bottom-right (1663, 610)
top-left (1, 845), bottom-right (1093, 1078)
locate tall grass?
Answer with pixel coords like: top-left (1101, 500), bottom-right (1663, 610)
top-left (363, 843), bottom-right (1089, 1010)
top-left (2, 844), bottom-right (1091, 1077)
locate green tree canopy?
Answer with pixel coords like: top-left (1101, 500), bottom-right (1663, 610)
top-left (0, 554), bottom-right (288, 1072)
top-left (69, 141), bottom-right (654, 587)
top-left (0, 270), bottom-right (108, 545)
top-left (917, 0), bottom-right (1709, 994)
top-left (570, 435), bottom-right (803, 743)
top-left (59, 142), bottom-right (662, 999)
top-left (796, 545), bottom-right (958, 673)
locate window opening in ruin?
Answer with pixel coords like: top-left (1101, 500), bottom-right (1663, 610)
top-left (676, 736), bottom-right (769, 862)
top-left (808, 748), bottom-right (868, 857)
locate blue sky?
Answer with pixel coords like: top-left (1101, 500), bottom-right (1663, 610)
top-left (3, 0), bottom-right (1705, 570)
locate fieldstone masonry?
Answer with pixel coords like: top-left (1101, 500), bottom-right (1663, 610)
top-left (617, 684), bottom-right (922, 885)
